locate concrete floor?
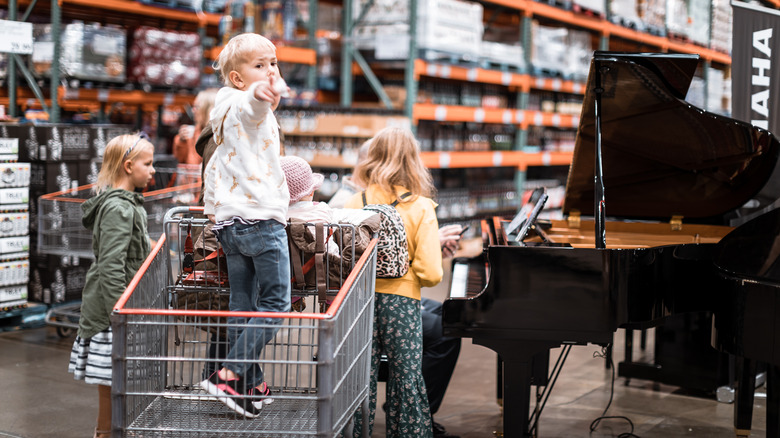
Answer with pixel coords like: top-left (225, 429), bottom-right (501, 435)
top-left (0, 261), bottom-right (769, 438)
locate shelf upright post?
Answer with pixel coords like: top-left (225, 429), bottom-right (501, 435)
top-left (404, 0), bottom-right (418, 128)
top-left (340, 0), bottom-right (354, 107)
top-left (7, 0), bottom-right (17, 118)
top-left (703, 59), bottom-right (710, 111)
top-left (516, 11), bottom-right (533, 151)
top-left (307, 0), bottom-right (317, 90)
top-left (50, 0), bottom-right (61, 123)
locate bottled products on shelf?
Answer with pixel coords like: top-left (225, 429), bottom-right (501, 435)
top-left (128, 26), bottom-right (202, 89)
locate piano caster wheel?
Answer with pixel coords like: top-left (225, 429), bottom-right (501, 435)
top-left (735, 428), bottom-right (751, 438)
top-left (716, 385), bottom-right (735, 404)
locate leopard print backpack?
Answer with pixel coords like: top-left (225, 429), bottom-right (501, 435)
top-left (361, 191), bottom-right (411, 278)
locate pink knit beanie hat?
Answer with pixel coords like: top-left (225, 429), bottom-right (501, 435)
top-left (280, 156), bottom-right (324, 203)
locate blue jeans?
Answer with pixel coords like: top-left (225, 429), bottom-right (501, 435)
top-left (216, 219), bottom-right (291, 388)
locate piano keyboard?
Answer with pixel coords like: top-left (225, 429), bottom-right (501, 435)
top-left (449, 261), bottom-right (470, 298)
top-left (448, 257), bottom-right (488, 299)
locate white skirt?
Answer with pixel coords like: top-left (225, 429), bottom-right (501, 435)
top-left (68, 328), bottom-right (113, 386)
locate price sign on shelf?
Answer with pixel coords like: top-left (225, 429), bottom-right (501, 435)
top-left (0, 20), bottom-right (33, 54)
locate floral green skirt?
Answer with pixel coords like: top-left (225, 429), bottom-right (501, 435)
top-left (354, 293), bottom-right (432, 438)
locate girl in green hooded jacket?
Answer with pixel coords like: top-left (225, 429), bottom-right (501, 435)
top-left (68, 133), bottom-right (156, 438)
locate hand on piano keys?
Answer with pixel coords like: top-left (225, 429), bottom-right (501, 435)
top-left (439, 224), bottom-right (465, 258)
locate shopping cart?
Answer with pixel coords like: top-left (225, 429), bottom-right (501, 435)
top-left (39, 167), bottom-right (201, 337)
top-left (37, 167), bottom-right (201, 260)
top-left (111, 206), bottom-right (377, 437)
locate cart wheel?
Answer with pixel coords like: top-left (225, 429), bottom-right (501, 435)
top-left (56, 326), bottom-right (75, 338)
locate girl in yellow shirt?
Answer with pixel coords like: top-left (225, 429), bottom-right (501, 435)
top-left (345, 127), bottom-right (443, 438)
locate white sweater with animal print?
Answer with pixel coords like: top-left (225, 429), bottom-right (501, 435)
top-left (203, 83), bottom-right (289, 224)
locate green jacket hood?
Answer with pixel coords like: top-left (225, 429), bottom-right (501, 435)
top-left (81, 188), bottom-right (144, 230)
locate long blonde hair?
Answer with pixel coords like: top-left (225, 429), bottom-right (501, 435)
top-left (355, 127), bottom-right (435, 202)
top-left (94, 134), bottom-right (154, 194)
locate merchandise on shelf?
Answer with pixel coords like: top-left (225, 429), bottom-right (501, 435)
top-left (218, 0), bottom-right (299, 45)
top-left (353, 0), bottom-right (484, 59)
top-left (637, 0), bottom-right (666, 34)
top-left (28, 254), bottom-right (90, 304)
top-left (530, 22), bottom-right (592, 80)
top-left (573, 0), bottom-right (606, 15)
top-left (664, 0), bottom-right (688, 38)
top-left (609, 0), bottom-right (642, 28)
top-left (706, 67), bottom-right (730, 116)
top-left (710, 0), bottom-right (732, 54)
top-left (687, 0), bottom-right (711, 46)
top-left (61, 22), bottom-right (127, 83)
top-left (128, 26), bottom-right (202, 89)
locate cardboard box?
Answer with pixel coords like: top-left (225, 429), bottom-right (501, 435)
top-left (0, 259), bottom-right (29, 286)
top-left (0, 284), bottom-right (27, 303)
top-left (30, 161), bottom-right (80, 193)
top-left (0, 188), bottom-right (29, 205)
top-left (0, 212), bottom-right (30, 238)
top-left (0, 163), bottom-right (31, 188)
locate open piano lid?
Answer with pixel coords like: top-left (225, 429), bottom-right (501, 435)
top-left (564, 51), bottom-right (780, 220)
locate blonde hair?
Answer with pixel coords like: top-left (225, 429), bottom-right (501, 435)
top-left (215, 33), bottom-right (276, 87)
top-left (193, 88), bottom-right (218, 129)
top-left (95, 134), bottom-right (154, 194)
top-left (355, 127), bottom-right (435, 202)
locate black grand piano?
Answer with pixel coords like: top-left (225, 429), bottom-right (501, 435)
top-left (442, 51), bottom-right (780, 437)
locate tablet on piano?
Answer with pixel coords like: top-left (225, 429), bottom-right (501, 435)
top-left (505, 188), bottom-right (548, 243)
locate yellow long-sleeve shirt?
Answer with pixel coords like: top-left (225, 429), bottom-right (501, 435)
top-left (345, 185), bottom-right (443, 300)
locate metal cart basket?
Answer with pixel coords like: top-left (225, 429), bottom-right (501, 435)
top-left (39, 167), bottom-right (200, 336)
top-left (111, 206), bottom-right (377, 437)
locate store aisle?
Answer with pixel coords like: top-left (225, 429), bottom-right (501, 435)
top-left (0, 270), bottom-right (769, 438)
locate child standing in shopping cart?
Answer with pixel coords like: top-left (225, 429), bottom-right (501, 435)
top-left (200, 32), bottom-right (291, 418)
top-left (345, 127), bottom-right (444, 438)
top-left (68, 133), bottom-right (156, 438)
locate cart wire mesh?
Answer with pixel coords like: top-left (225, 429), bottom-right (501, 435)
top-left (111, 206), bottom-right (377, 437)
top-left (37, 167), bottom-right (200, 260)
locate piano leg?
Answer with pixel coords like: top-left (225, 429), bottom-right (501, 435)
top-left (475, 339), bottom-right (558, 438)
top-left (734, 357), bottom-right (757, 438)
top-left (768, 364), bottom-right (780, 437)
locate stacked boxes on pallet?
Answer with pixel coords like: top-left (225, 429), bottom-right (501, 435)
top-left (0, 123), bottom-right (131, 305)
top-left (710, 0), bottom-right (733, 54)
top-left (0, 129), bottom-right (30, 313)
top-left (352, 0), bottom-right (484, 60)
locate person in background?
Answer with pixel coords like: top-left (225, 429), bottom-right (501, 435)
top-left (331, 136), bottom-right (464, 438)
top-left (199, 32), bottom-right (291, 418)
top-left (172, 88), bottom-right (218, 166)
top-left (345, 126), bottom-right (443, 437)
top-left (68, 134), bottom-right (156, 438)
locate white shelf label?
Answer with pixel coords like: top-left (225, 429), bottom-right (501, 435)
top-left (551, 114), bottom-right (561, 127)
top-left (572, 116), bottom-right (580, 127)
top-left (551, 78), bottom-right (562, 91)
top-left (0, 20), bottom-right (33, 54)
top-left (439, 152), bottom-right (451, 169)
top-left (542, 152), bottom-right (551, 166)
top-left (535, 78), bottom-right (545, 88)
top-left (426, 63), bottom-right (438, 76)
top-left (516, 110), bottom-right (525, 124)
top-left (164, 93), bottom-right (174, 105)
top-left (573, 83), bottom-right (583, 94)
top-left (533, 112), bottom-right (543, 125)
top-left (502, 110), bottom-right (513, 124)
top-left (434, 106), bottom-right (448, 121)
top-left (492, 151), bottom-right (503, 167)
top-left (474, 108), bottom-right (485, 123)
top-left (501, 72), bottom-right (512, 86)
top-left (97, 89), bottom-right (109, 102)
top-left (467, 68), bottom-right (478, 82)
top-left (440, 65), bottom-right (451, 79)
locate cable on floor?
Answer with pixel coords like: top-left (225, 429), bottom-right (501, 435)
top-left (588, 344), bottom-right (640, 438)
